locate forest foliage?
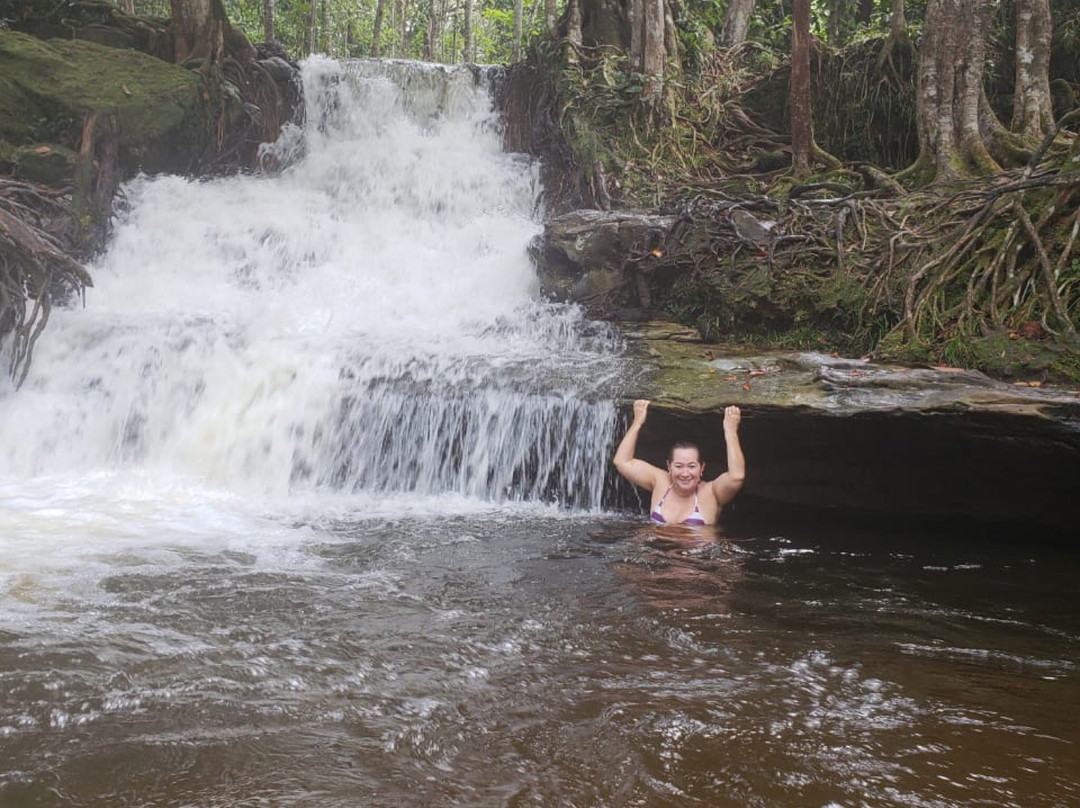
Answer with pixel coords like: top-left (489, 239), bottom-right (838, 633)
top-left (109, 0), bottom-right (1078, 80)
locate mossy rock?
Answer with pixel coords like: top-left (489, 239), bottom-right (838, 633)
top-left (11, 143), bottom-right (77, 185)
top-left (0, 138), bottom-right (14, 172)
top-left (0, 30), bottom-right (199, 175)
top-left (969, 331), bottom-right (1080, 384)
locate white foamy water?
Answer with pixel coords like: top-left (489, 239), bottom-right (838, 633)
top-left (0, 57), bottom-right (625, 582)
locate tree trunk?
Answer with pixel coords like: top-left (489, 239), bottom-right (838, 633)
top-left (890, 0), bottom-right (907, 41)
top-left (1012, 0), bottom-right (1053, 142)
top-left (642, 0), bottom-right (665, 99)
top-left (262, 0), bottom-right (275, 42)
top-left (720, 0), bottom-right (754, 47)
top-left (122, 0), bottom-right (135, 14)
top-left (171, 0), bottom-right (256, 66)
top-left (172, 0), bottom-right (225, 63)
top-left (441, 0), bottom-right (450, 60)
top-left (630, 0), bottom-right (643, 68)
top-left (306, 0), bottom-right (317, 55)
top-left (565, 0), bottom-right (582, 62)
top-left (424, 0), bottom-right (441, 60)
top-left (372, 0), bottom-right (386, 56)
top-left (790, 0), bottom-right (812, 176)
top-left (319, 0), bottom-right (330, 54)
top-left (396, 0), bottom-right (408, 57)
top-left (545, 0), bottom-right (558, 38)
top-left (513, 0), bottom-right (523, 61)
top-left (877, 0), bottom-right (908, 71)
top-left (911, 0), bottom-right (1000, 182)
top-left (826, 0), bottom-right (841, 45)
top-left (463, 0), bottom-right (474, 62)
top-left (663, 0), bottom-right (678, 67)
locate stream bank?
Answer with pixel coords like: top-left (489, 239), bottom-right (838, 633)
top-left (504, 43), bottom-right (1080, 385)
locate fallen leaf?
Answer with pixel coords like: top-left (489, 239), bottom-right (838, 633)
top-left (1008, 331), bottom-right (1020, 340)
top-left (720, 375), bottom-right (739, 382)
top-left (748, 369), bottom-right (767, 377)
top-left (741, 381), bottom-right (752, 392)
top-left (121, 84), bottom-right (133, 97)
top-left (650, 249), bottom-right (663, 258)
top-left (1019, 321), bottom-right (1044, 340)
top-left (707, 368), bottom-right (716, 374)
top-left (34, 146), bottom-right (51, 154)
top-left (851, 369), bottom-right (861, 376)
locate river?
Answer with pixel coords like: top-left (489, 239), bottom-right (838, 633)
top-left (0, 58), bottom-right (1077, 807)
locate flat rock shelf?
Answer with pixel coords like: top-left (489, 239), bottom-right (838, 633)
top-left (621, 322), bottom-right (1080, 536)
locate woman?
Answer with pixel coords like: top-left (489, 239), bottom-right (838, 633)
top-left (613, 399), bottom-right (745, 526)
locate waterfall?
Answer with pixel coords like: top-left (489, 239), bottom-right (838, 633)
top-left (0, 57), bottom-right (626, 514)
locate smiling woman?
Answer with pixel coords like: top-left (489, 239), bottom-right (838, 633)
top-left (613, 399), bottom-right (746, 525)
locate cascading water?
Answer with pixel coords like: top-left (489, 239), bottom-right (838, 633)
top-left (1, 61), bottom-right (1076, 808)
top-left (0, 57), bottom-right (626, 522)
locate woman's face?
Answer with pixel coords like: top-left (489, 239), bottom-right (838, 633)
top-left (667, 447), bottom-right (704, 493)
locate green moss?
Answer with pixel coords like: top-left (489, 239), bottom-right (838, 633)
top-left (968, 332), bottom-right (1080, 383)
top-left (814, 271), bottom-right (868, 315)
top-left (12, 143), bottom-right (76, 185)
top-left (875, 327), bottom-right (1080, 384)
top-left (0, 138), bottom-right (14, 172)
top-left (876, 329), bottom-right (935, 365)
top-left (941, 333), bottom-right (978, 369)
top-left (0, 31), bottom-right (198, 168)
top-left (0, 73), bottom-right (48, 142)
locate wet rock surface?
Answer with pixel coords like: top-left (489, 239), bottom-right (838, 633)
top-left (530, 209), bottom-right (676, 304)
top-left (622, 322), bottom-right (1080, 535)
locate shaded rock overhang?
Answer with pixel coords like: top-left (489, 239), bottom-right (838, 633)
top-left (621, 324), bottom-right (1080, 538)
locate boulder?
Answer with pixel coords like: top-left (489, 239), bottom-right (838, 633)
top-left (621, 322), bottom-right (1080, 536)
top-left (0, 31), bottom-right (199, 178)
top-left (530, 208), bottom-right (677, 304)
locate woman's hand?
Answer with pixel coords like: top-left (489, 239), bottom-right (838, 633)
top-left (632, 399), bottom-right (650, 426)
top-left (723, 405), bottom-right (741, 432)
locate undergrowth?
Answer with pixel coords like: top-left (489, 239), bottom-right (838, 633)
top-left (531, 38), bottom-right (1080, 382)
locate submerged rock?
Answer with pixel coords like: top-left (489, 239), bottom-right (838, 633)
top-left (622, 322), bottom-right (1080, 535)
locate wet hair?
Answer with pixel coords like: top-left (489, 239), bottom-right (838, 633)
top-left (667, 442), bottom-right (702, 463)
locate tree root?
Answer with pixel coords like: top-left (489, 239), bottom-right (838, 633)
top-left (0, 180), bottom-right (92, 388)
top-left (584, 158), bottom-right (1080, 371)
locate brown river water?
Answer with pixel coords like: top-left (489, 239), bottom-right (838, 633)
top-left (2, 513), bottom-right (1076, 808)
